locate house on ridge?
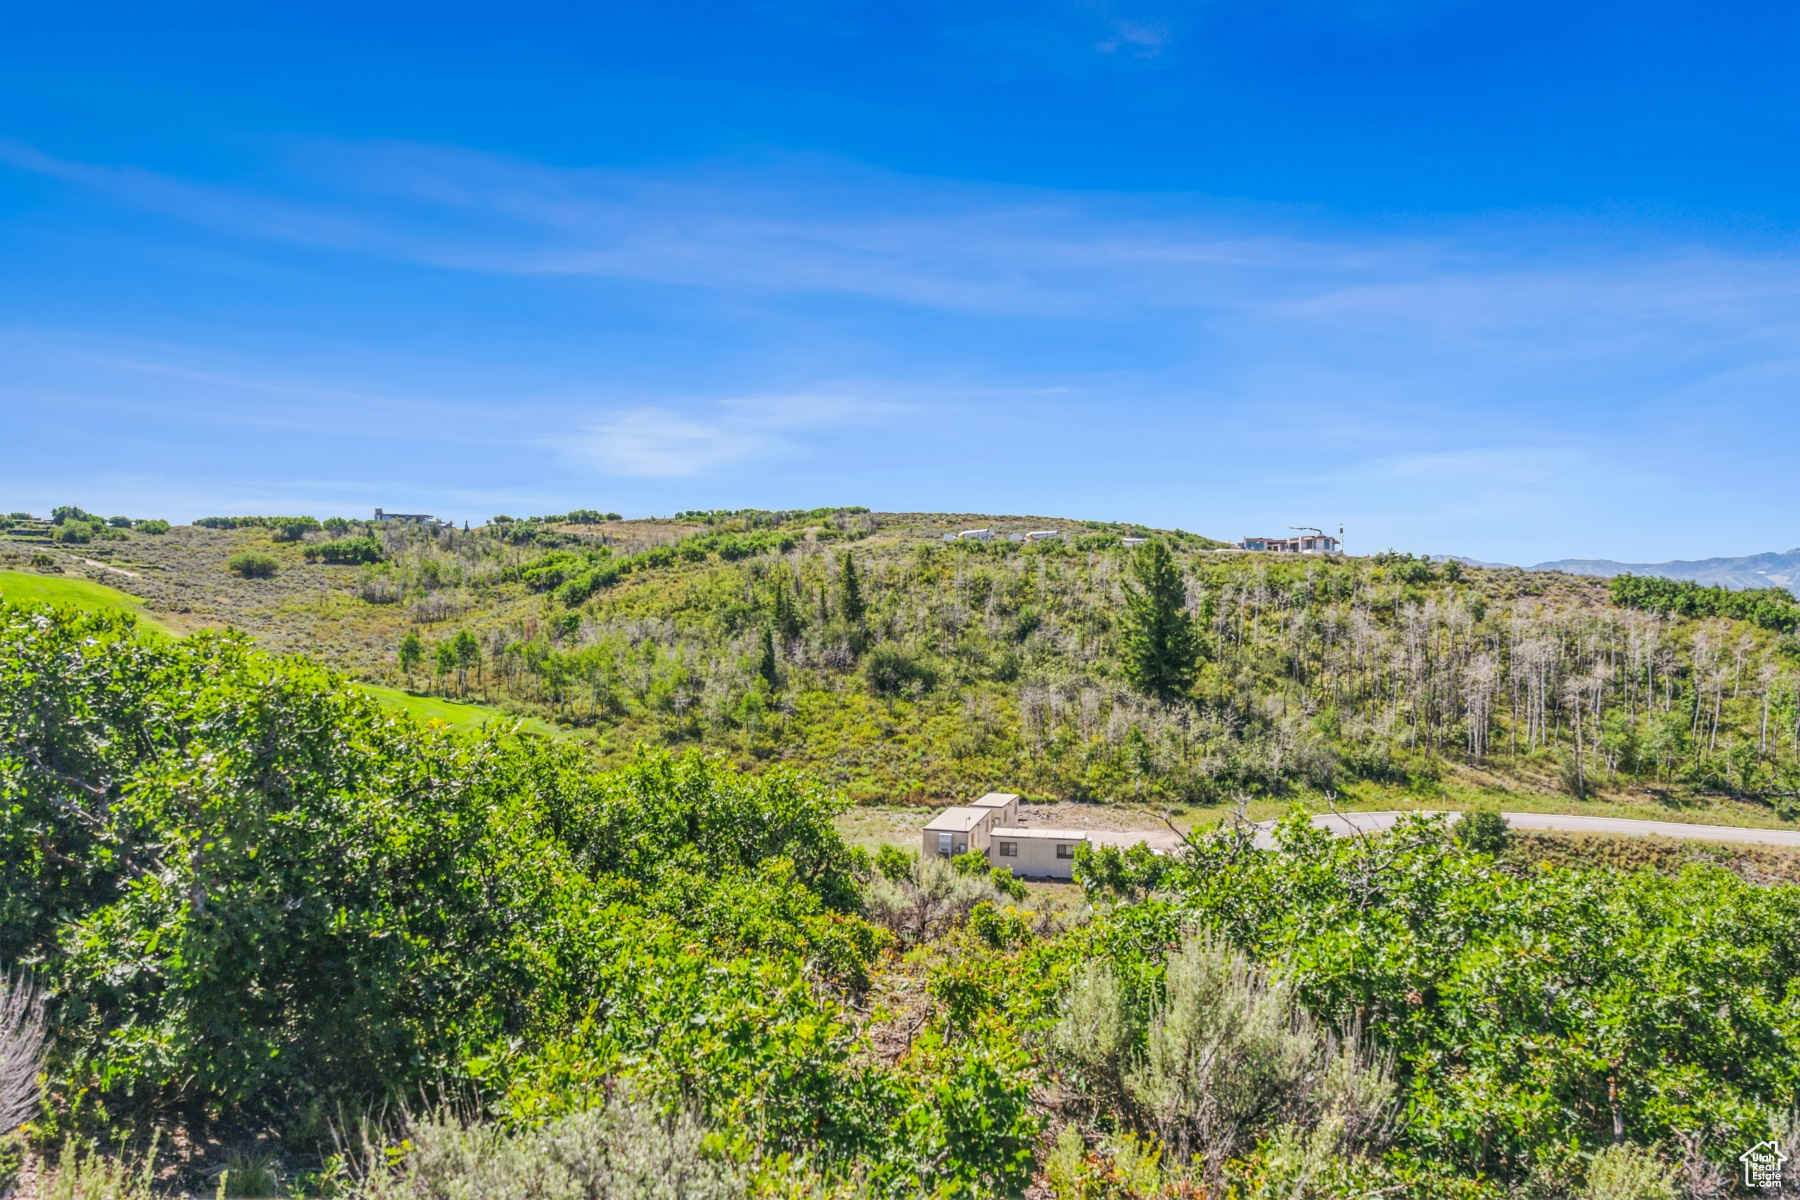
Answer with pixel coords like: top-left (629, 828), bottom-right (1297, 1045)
top-left (1237, 532), bottom-right (1341, 554)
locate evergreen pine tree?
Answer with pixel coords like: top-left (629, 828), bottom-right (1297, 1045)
top-left (838, 551), bottom-right (866, 625)
top-left (1120, 539), bottom-right (1200, 704)
top-left (773, 575), bottom-right (800, 640)
top-left (758, 626), bottom-right (778, 688)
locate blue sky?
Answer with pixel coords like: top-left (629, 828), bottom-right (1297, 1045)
top-left (3, 1), bottom-right (1799, 564)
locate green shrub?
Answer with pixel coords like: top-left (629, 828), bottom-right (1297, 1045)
top-left (863, 643), bottom-right (936, 696)
top-left (195, 515), bottom-right (316, 531)
top-left (1581, 1143), bottom-right (1676, 1200)
top-left (1156, 809), bottom-right (1800, 1184)
top-left (875, 842), bottom-right (914, 883)
top-left (950, 850), bottom-right (990, 877)
top-left (269, 517), bottom-right (320, 543)
top-left (221, 1150), bottom-right (282, 1198)
top-left (364, 1099), bottom-right (746, 1200)
top-left (0, 1132), bottom-right (19, 1197)
top-left (1055, 931), bottom-right (1394, 1171)
top-left (226, 550), bottom-right (279, 578)
top-left (1391, 558), bottom-right (1434, 584)
top-left (862, 854), bottom-right (1020, 947)
top-left (1560, 752), bottom-right (1590, 797)
top-left (1074, 840), bottom-right (1172, 901)
top-left (39, 1137), bottom-right (159, 1200)
top-left (29, 553), bottom-right (56, 571)
top-left (1452, 808), bottom-right (1510, 854)
top-left (134, 519), bottom-right (170, 535)
top-left (50, 523), bottom-right (92, 545)
top-left (304, 536), bottom-right (382, 565)
top-left (521, 549), bottom-right (611, 593)
top-left (989, 866), bottom-right (1028, 901)
top-left (0, 608), bottom-right (882, 1131)
top-left (1610, 573), bottom-right (1800, 633)
top-left (556, 562), bottom-right (622, 605)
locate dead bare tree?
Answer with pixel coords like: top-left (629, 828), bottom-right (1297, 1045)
top-left (1, 971), bottom-right (48, 1135)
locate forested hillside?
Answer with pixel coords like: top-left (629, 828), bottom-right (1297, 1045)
top-left (7, 506), bottom-right (1800, 816)
top-left (2, 602), bottom-right (1797, 1198)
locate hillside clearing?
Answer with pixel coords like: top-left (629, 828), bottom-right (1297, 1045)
top-left (359, 683), bottom-right (564, 737)
top-left (0, 568), bottom-right (181, 635)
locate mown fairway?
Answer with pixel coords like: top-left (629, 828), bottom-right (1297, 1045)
top-left (0, 568), bottom-right (178, 635)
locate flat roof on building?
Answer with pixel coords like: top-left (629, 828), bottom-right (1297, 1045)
top-left (970, 792), bottom-right (1020, 809)
top-left (922, 807), bottom-right (989, 832)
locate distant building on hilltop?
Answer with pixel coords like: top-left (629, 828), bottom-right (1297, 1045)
top-left (374, 508), bottom-right (438, 524)
top-left (1238, 531), bottom-right (1342, 555)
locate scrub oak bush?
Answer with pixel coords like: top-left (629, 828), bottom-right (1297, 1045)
top-left (225, 550), bottom-right (279, 578)
top-left (7, 596), bottom-right (1800, 1198)
top-left (305, 536), bottom-right (383, 564)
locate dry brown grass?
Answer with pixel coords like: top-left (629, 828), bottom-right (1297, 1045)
top-left (1504, 829), bottom-right (1800, 885)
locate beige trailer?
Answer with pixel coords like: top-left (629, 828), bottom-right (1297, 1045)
top-left (921, 807), bottom-right (994, 858)
top-left (921, 790), bottom-right (1088, 880)
top-left (969, 792), bottom-right (1019, 826)
top-left (988, 827), bottom-right (1086, 880)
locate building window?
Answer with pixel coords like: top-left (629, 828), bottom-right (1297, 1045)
top-left (1056, 843), bottom-right (1075, 859)
top-left (997, 841), bottom-right (1017, 857)
top-left (937, 833), bottom-right (952, 856)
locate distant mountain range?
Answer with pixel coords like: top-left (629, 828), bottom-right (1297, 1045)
top-left (1432, 549), bottom-right (1800, 591)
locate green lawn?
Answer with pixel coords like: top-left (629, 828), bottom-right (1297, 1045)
top-left (359, 684), bottom-right (564, 737)
top-left (0, 569), bottom-right (178, 635)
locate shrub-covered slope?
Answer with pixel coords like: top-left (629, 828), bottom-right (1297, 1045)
top-left (4, 601), bottom-right (1799, 1199)
top-left (9, 507), bottom-right (1800, 815)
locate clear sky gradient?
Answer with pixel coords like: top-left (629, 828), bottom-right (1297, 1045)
top-left (4, 1), bottom-right (1798, 563)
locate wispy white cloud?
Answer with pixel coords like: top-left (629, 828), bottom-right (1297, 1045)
top-left (0, 136), bottom-right (1455, 314)
top-left (575, 409), bottom-right (769, 478)
top-left (1095, 17), bottom-right (1171, 56)
top-left (8, 136), bottom-right (1800, 559)
top-left (562, 389), bottom-right (907, 478)
top-left (11, 135), bottom-right (1800, 384)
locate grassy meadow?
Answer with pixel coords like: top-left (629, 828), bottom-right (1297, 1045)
top-left (0, 568), bottom-right (179, 635)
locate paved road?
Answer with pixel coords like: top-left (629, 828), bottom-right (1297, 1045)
top-left (1250, 810), bottom-right (1800, 850)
